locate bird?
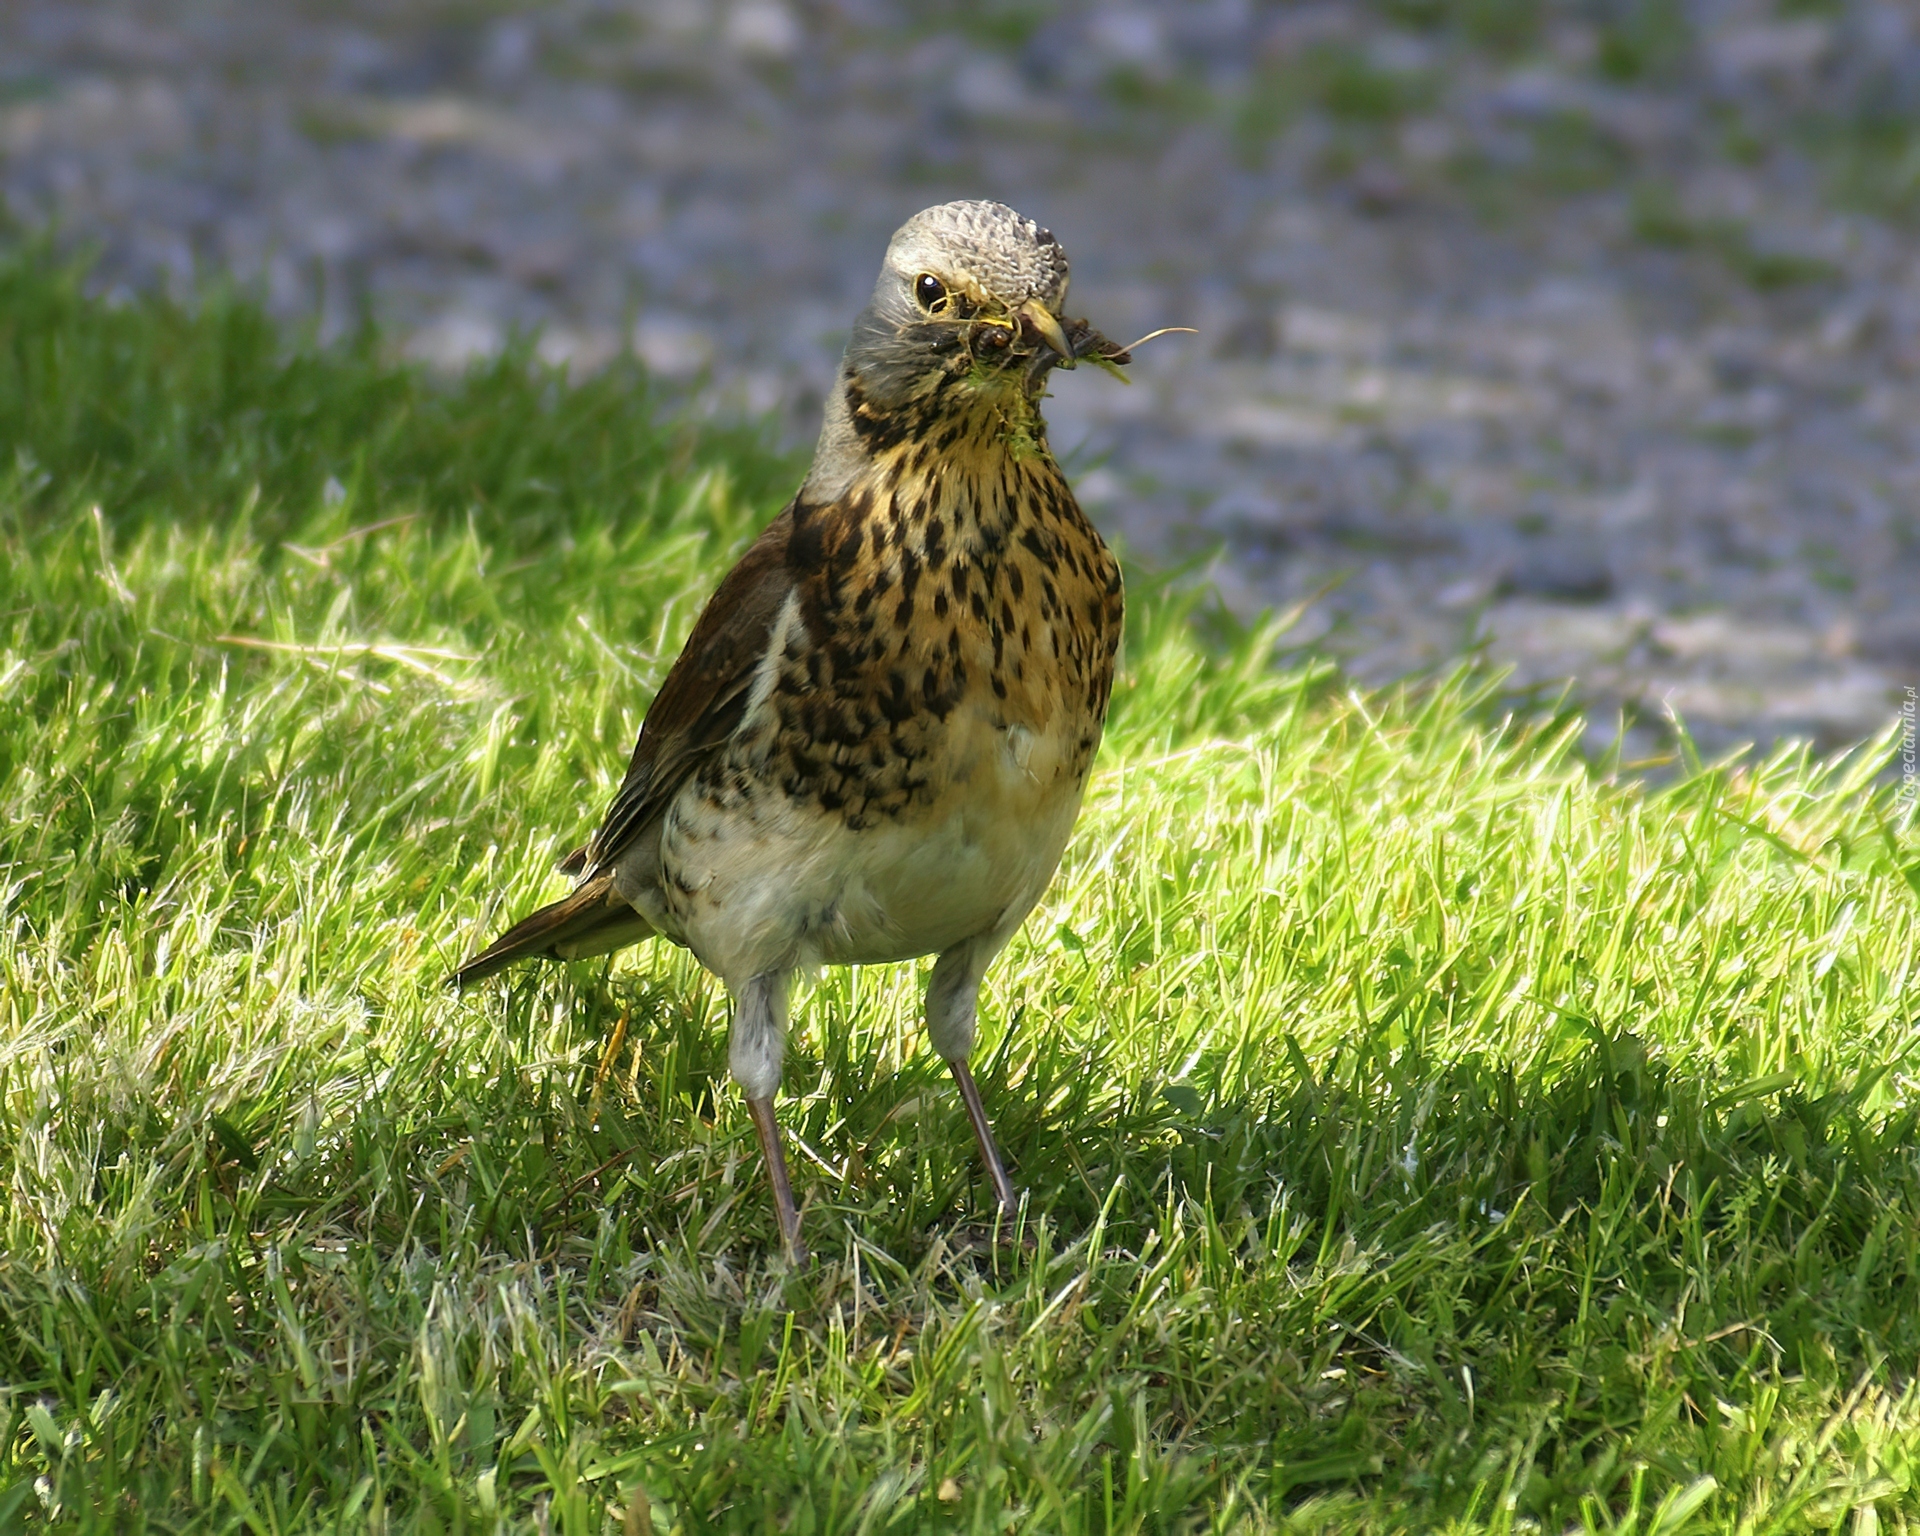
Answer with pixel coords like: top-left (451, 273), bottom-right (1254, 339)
top-left (450, 200), bottom-right (1132, 1264)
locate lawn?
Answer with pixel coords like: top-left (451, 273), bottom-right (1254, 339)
top-left (2, 243), bottom-right (1917, 1533)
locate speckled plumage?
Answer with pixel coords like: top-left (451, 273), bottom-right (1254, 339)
top-left (452, 200), bottom-right (1129, 1261)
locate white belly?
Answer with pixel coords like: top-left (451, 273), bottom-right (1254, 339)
top-left (660, 711), bottom-right (1087, 984)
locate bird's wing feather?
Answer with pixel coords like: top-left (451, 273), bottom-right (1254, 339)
top-left (587, 503), bottom-right (798, 870)
top-left (448, 869), bottom-right (652, 987)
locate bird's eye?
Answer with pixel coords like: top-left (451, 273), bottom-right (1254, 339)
top-left (915, 273), bottom-right (948, 313)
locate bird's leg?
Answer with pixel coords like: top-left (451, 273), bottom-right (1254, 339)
top-left (927, 941), bottom-right (1018, 1219)
top-left (948, 1057), bottom-right (1017, 1218)
top-left (730, 971), bottom-right (808, 1263)
top-left (746, 1094), bottom-right (808, 1266)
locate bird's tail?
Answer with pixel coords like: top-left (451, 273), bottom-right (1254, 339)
top-left (447, 869), bottom-right (654, 989)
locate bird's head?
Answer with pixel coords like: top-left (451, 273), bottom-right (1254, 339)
top-left (842, 200), bottom-right (1122, 415)
top-left (802, 201), bottom-right (1152, 500)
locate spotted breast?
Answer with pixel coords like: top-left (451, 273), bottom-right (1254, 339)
top-left (650, 398), bottom-right (1124, 984)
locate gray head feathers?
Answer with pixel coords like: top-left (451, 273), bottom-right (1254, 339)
top-left (878, 201), bottom-right (1070, 314)
top-left (802, 201), bottom-right (1079, 501)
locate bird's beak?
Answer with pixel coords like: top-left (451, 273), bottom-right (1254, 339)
top-left (1016, 299), bottom-right (1077, 369)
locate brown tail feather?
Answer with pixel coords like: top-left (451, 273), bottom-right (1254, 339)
top-left (447, 870), bottom-right (654, 989)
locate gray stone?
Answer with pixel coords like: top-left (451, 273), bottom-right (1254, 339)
top-left (2, 0), bottom-right (1914, 754)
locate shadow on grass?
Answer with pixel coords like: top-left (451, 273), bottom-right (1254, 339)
top-left (0, 233), bottom-right (801, 553)
top-left (355, 964), bottom-right (1920, 1524)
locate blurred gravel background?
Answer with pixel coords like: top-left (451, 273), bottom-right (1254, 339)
top-left (5, 0), bottom-right (1918, 758)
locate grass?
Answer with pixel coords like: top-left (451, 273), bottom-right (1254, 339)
top-left (1, 242), bottom-right (1918, 1533)
top-left (1804, 106), bottom-right (1920, 226)
top-left (1231, 43), bottom-right (1440, 155)
top-left (1628, 183), bottom-right (1842, 292)
top-left (1372, 0), bottom-right (1541, 59)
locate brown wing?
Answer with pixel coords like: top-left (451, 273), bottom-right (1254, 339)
top-left (447, 869), bottom-right (652, 988)
top-left (585, 503), bottom-right (798, 871)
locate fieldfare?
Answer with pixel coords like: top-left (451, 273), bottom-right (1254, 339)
top-left (452, 200), bottom-right (1131, 1263)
